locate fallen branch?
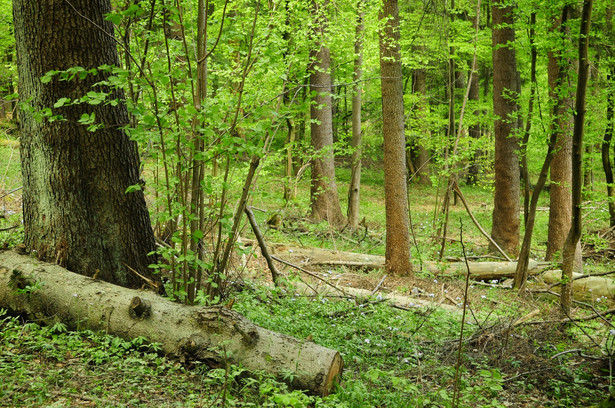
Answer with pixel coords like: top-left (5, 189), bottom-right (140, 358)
top-left (244, 207), bottom-right (280, 286)
top-left (370, 274), bottom-right (387, 296)
top-left (270, 255), bottom-right (347, 296)
top-left (0, 186), bottom-right (22, 200)
top-left (453, 180), bottom-right (512, 261)
top-left (518, 308), bottom-right (615, 325)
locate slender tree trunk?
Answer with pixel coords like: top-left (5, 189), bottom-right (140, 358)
top-left (490, 0), bottom-right (520, 256)
top-left (347, 2), bottom-right (364, 230)
top-left (466, 38), bottom-right (482, 186)
top-left (602, 68), bottom-right (615, 227)
top-left (410, 57), bottom-right (431, 186)
top-left (309, 0), bottom-right (345, 226)
top-left (13, 0), bottom-right (162, 292)
top-left (379, 0), bottom-right (412, 277)
top-left (561, 0), bottom-right (592, 315)
top-left (520, 11), bottom-right (537, 225)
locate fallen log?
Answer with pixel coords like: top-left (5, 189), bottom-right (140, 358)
top-left (266, 244), bottom-right (552, 281)
top-left (539, 270), bottom-right (615, 302)
top-left (0, 250), bottom-right (342, 396)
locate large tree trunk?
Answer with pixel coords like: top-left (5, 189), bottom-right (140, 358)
top-left (309, 0), bottom-right (345, 226)
top-left (13, 0), bottom-right (162, 292)
top-left (0, 250), bottom-right (342, 396)
top-left (347, 2), bottom-right (364, 230)
top-left (545, 6), bottom-right (574, 262)
top-left (490, 0), bottom-right (521, 256)
top-left (379, 0), bottom-right (413, 277)
top-left (561, 0), bottom-right (592, 315)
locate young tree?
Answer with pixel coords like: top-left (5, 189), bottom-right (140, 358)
top-left (561, 0), bottom-right (593, 315)
top-left (601, 5), bottom-right (615, 227)
top-left (410, 51), bottom-right (432, 186)
top-left (347, 1), bottom-right (365, 230)
top-left (309, 0), bottom-right (345, 226)
top-left (13, 0), bottom-right (163, 292)
top-left (490, 0), bottom-right (520, 256)
top-left (380, 0), bottom-right (412, 277)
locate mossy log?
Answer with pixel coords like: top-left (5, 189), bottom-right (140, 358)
top-left (0, 250), bottom-right (342, 396)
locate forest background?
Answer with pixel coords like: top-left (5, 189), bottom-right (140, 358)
top-left (0, 0), bottom-right (615, 406)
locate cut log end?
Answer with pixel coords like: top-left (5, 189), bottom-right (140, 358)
top-left (322, 351), bottom-right (343, 396)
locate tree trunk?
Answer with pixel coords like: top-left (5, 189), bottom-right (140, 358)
top-left (466, 41), bottom-right (482, 186)
top-left (347, 2), bottom-right (364, 230)
top-left (545, 6), bottom-right (574, 262)
top-left (309, 0), bottom-right (345, 226)
top-left (490, 0), bottom-right (520, 256)
top-left (13, 0), bottom-right (162, 292)
top-left (561, 0), bottom-right (592, 315)
top-left (410, 56), bottom-right (432, 186)
top-left (0, 251), bottom-right (342, 397)
top-left (520, 11), bottom-right (537, 225)
top-left (602, 68), bottom-right (615, 227)
top-left (379, 0), bottom-right (413, 277)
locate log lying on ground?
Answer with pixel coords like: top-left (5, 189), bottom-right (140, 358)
top-left (266, 244), bottom-right (552, 280)
top-left (0, 250), bottom-right (342, 396)
top-left (539, 270), bottom-right (615, 302)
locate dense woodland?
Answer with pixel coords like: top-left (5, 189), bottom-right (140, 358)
top-left (1, 0), bottom-right (615, 406)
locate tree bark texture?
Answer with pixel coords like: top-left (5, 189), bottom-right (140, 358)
top-left (347, 2), bottom-right (364, 230)
top-left (546, 6), bottom-right (574, 262)
top-left (379, 0), bottom-right (413, 277)
top-left (490, 0), bottom-right (520, 256)
top-left (561, 0), bottom-right (592, 315)
top-left (309, 0), bottom-right (345, 227)
top-left (13, 0), bottom-right (162, 291)
top-left (0, 251), bottom-right (343, 396)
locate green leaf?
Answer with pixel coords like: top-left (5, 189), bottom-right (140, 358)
top-left (125, 184), bottom-right (142, 193)
top-left (105, 12), bottom-right (123, 26)
top-left (41, 71), bottom-right (59, 83)
top-left (53, 97), bottom-right (70, 108)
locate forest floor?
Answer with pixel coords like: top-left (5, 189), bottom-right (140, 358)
top-left (1, 129), bottom-right (614, 407)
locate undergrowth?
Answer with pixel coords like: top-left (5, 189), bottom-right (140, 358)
top-left (0, 279), bottom-right (610, 408)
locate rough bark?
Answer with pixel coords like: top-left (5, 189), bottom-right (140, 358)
top-left (545, 6), bottom-right (574, 262)
top-left (514, 7), bottom-right (569, 290)
top-left (309, 0), bottom-right (345, 226)
top-left (379, 0), bottom-right (413, 277)
top-left (561, 0), bottom-right (592, 315)
top-left (347, 2), bottom-right (364, 230)
top-left (490, 0), bottom-right (520, 256)
top-left (13, 0), bottom-right (162, 292)
top-left (0, 251), bottom-right (343, 396)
